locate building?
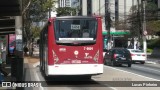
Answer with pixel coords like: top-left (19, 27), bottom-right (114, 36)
top-left (51, 0), bottom-right (58, 17)
top-left (79, 0), bottom-right (106, 30)
top-left (111, 0), bottom-right (141, 22)
top-left (79, 0), bottom-right (141, 31)
top-left (58, 0), bottom-right (72, 7)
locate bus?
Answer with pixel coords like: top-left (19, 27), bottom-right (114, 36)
top-left (39, 16), bottom-right (103, 79)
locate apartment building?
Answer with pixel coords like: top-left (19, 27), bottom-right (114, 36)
top-left (58, 0), bottom-right (71, 7)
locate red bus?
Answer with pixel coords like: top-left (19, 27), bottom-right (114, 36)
top-left (39, 16), bottom-right (103, 79)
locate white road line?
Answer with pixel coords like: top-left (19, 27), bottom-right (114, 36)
top-left (33, 61), bottom-right (40, 67)
top-left (145, 61), bottom-right (156, 64)
top-left (104, 66), bottom-right (160, 81)
top-left (92, 78), bottom-right (118, 90)
top-left (34, 67), bottom-right (45, 90)
top-left (133, 65), bottom-right (160, 73)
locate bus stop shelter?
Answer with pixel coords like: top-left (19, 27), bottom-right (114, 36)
top-left (0, 0), bottom-right (23, 81)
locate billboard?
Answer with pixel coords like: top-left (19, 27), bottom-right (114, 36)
top-left (9, 34), bottom-right (16, 54)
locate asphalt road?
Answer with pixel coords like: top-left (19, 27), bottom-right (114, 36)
top-left (22, 58), bottom-right (160, 90)
top-left (109, 63), bottom-right (160, 80)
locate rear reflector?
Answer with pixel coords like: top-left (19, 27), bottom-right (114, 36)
top-left (142, 54), bottom-right (145, 56)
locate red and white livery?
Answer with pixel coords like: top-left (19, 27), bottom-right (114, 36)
top-left (39, 16), bottom-right (103, 79)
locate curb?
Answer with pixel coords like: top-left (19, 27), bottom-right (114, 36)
top-left (145, 61), bottom-right (156, 64)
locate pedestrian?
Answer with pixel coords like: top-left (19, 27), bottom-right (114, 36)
top-left (24, 46), bottom-right (28, 56)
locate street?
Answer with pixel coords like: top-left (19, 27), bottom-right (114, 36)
top-left (23, 57), bottom-right (160, 90)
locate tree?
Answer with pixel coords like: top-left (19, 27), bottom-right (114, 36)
top-left (56, 7), bottom-right (76, 16)
top-left (128, 1), bottom-right (159, 37)
top-left (23, 0), bottom-right (56, 41)
top-left (147, 20), bottom-right (160, 35)
top-left (22, 0), bottom-right (56, 56)
top-left (145, 2), bottom-right (158, 21)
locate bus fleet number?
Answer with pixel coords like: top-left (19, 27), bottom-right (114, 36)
top-left (84, 47), bottom-right (93, 51)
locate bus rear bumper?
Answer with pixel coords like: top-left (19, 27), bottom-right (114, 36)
top-left (47, 64), bottom-right (103, 75)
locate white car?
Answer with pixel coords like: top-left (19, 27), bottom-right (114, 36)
top-left (128, 49), bottom-right (147, 64)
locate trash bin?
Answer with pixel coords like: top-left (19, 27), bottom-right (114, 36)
top-left (11, 57), bottom-right (24, 81)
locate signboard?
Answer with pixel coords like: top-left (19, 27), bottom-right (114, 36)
top-left (9, 34), bottom-right (16, 54)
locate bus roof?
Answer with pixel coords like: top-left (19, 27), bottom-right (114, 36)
top-left (52, 16), bottom-right (101, 19)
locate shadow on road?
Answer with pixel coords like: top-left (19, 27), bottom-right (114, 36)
top-left (42, 76), bottom-right (106, 87)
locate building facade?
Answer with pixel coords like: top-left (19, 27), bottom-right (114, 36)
top-left (58, 0), bottom-right (71, 7)
top-left (79, 0), bottom-right (106, 30)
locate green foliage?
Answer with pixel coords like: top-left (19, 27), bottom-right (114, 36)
top-left (56, 7), bottom-right (76, 16)
top-left (147, 21), bottom-right (160, 35)
top-left (147, 48), bottom-right (153, 53)
top-left (147, 39), bottom-right (160, 49)
top-left (128, 1), bottom-right (159, 37)
top-left (145, 2), bottom-right (158, 21)
top-left (29, 0), bottom-right (55, 22)
top-left (31, 26), bottom-right (41, 38)
top-left (23, 0), bottom-right (56, 43)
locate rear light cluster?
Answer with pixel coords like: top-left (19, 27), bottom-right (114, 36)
top-left (131, 54), bottom-right (135, 56)
top-left (52, 50), bottom-right (59, 64)
top-left (93, 50), bottom-right (99, 63)
top-left (142, 54), bottom-right (145, 56)
top-left (113, 54), bottom-right (118, 59)
top-left (131, 54), bottom-right (145, 57)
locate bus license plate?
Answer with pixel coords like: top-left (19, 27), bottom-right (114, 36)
top-left (72, 60), bottom-right (81, 64)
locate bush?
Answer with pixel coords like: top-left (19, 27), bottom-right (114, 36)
top-left (147, 38), bottom-right (160, 49)
top-left (147, 48), bottom-right (153, 53)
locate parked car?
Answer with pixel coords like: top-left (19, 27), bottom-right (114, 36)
top-left (104, 48), bottom-right (132, 67)
top-left (128, 49), bottom-right (146, 64)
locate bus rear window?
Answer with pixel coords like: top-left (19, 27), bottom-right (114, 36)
top-left (54, 19), bottom-right (97, 41)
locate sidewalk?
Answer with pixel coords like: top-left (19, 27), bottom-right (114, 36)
top-left (147, 53), bottom-right (160, 64)
top-left (24, 55), bottom-right (39, 64)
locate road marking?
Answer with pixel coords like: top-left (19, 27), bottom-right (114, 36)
top-left (92, 78), bottom-right (118, 90)
top-left (33, 67), bottom-right (45, 90)
top-left (133, 65), bottom-right (160, 73)
top-left (145, 61), bottom-right (156, 64)
top-left (33, 61), bottom-right (40, 67)
top-left (104, 66), bottom-right (160, 81)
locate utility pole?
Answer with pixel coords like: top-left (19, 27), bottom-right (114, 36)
top-left (105, 0), bottom-right (111, 50)
top-left (143, 0), bottom-right (147, 59)
top-left (137, 0), bottom-right (142, 49)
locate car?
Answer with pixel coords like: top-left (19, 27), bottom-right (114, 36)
top-left (104, 48), bottom-right (132, 67)
top-left (128, 49), bottom-right (146, 64)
